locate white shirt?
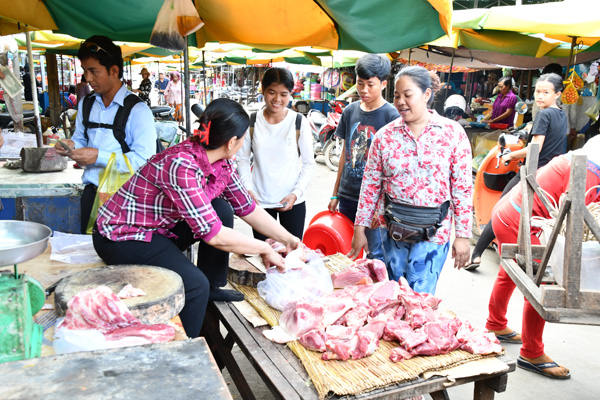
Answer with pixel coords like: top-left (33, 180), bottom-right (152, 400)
top-left (236, 108), bottom-right (316, 208)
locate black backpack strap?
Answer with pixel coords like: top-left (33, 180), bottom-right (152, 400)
top-left (112, 94), bottom-right (144, 154)
top-left (249, 111), bottom-right (257, 150)
top-left (295, 113), bottom-right (302, 156)
top-left (81, 93), bottom-right (96, 144)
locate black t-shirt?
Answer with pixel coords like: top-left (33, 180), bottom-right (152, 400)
top-left (335, 101), bottom-right (399, 202)
top-left (527, 107), bottom-right (568, 168)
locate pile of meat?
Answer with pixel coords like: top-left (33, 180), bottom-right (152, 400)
top-left (59, 286), bottom-right (176, 345)
top-left (271, 274), bottom-right (501, 362)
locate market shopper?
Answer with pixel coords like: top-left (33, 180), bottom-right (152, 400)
top-left (54, 35), bottom-right (157, 233)
top-left (93, 98), bottom-right (301, 338)
top-left (327, 54), bottom-right (399, 261)
top-left (76, 75), bottom-right (91, 104)
top-left (350, 66), bottom-right (472, 294)
top-left (154, 72), bottom-right (169, 105)
top-left (483, 76), bottom-right (517, 126)
top-left (486, 135), bottom-right (600, 380)
top-left (132, 67), bottom-right (152, 107)
top-left (467, 73), bottom-right (568, 269)
top-left (165, 71), bottom-right (183, 121)
top-left (237, 67), bottom-right (315, 240)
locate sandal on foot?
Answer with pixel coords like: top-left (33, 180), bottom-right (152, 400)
top-left (517, 356), bottom-right (571, 380)
top-left (209, 288), bottom-right (245, 302)
top-left (464, 256), bottom-right (482, 271)
top-left (495, 331), bottom-right (522, 344)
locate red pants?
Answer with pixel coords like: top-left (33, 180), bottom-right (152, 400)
top-left (487, 197), bottom-right (546, 359)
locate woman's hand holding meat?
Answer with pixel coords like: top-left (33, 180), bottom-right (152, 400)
top-left (261, 245), bottom-right (286, 272)
top-left (276, 193), bottom-right (297, 212)
top-left (452, 237), bottom-right (470, 269)
top-left (348, 225), bottom-right (368, 260)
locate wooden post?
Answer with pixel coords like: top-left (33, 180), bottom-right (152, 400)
top-left (46, 53), bottom-right (61, 127)
top-left (563, 155), bottom-right (586, 309)
top-left (526, 70), bottom-right (532, 101)
top-left (517, 143), bottom-right (539, 278)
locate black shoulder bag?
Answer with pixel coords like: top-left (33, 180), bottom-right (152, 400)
top-left (383, 194), bottom-right (451, 243)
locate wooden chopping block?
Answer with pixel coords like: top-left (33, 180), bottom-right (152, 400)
top-left (54, 265), bottom-right (184, 325)
top-left (20, 147), bottom-right (68, 172)
top-left (228, 254), bottom-right (265, 287)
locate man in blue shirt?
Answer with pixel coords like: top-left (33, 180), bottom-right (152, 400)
top-left (154, 72), bottom-right (169, 105)
top-left (55, 35), bottom-right (157, 233)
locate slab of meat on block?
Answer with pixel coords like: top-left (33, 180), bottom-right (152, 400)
top-left (60, 286), bottom-right (175, 345)
top-left (330, 266), bottom-right (373, 288)
top-left (369, 280), bottom-right (400, 307)
top-left (456, 320), bottom-right (503, 355)
top-left (321, 297), bottom-right (356, 326)
top-left (279, 301), bottom-right (324, 338)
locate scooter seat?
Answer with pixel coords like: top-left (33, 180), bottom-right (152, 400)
top-left (150, 106), bottom-right (171, 115)
top-left (312, 113), bottom-right (327, 125)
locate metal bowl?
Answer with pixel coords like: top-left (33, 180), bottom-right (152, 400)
top-left (0, 221), bottom-right (52, 267)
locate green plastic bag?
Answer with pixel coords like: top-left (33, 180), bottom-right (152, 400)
top-left (86, 153), bottom-right (134, 234)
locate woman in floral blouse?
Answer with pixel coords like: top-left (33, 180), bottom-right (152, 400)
top-left (350, 66), bottom-right (473, 294)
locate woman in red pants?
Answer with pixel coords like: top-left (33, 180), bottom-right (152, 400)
top-left (488, 135), bottom-right (600, 380)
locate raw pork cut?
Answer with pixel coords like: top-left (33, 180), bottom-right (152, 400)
top-left (331, 266), bottom-right (373, 288)
top-left (299, 329), bottom-right (327, 351)
top-left (279, 301), bottom-right (324, 338)
top-left (60, 286), bottom-right (175, 345)
top-left (117, 284), bottom-right (147, 299)
top-left (353, 258), bottom-right (389, 282)
top-left (389, 346), bottom-right (414, 362)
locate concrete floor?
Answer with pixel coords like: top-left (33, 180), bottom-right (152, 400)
top-left (223, 156), bottom-right (600, 400)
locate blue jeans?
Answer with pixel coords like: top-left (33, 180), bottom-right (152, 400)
top-left (338, 198), bottom-right (384, 261)
top-left (381, 233), bottom-right (450, 294)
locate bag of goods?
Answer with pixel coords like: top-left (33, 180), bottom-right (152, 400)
top-left (569, 69), bottom-right (585, 90)
top-left (561, 81), bottom-right (579, 105)
top-left (150, 0), bottom-right (203, 51)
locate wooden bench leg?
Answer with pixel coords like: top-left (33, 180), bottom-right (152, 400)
top-left (474, 374), bottom-right (508, 400)
top-left (201, 304), bottom-right (257, 400)
top-left (430, 389), bottom-right (450, 400)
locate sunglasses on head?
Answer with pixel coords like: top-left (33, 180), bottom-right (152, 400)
top-left (82, 41), bottom-right (113, 59)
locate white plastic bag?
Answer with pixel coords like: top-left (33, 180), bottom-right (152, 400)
top-left (549, 234), bottom-right (600, 290)
top-left (257, 250), bottom-right (333, 311)
top-left (49, 231), bottom-right (103, 264)
top-left (150, 0), bottom-right (203, 51)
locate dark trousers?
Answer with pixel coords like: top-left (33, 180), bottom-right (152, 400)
top-left (252, 201), bottom-right (306, 241)
top-left (92, 198), bottom-right (234, 338)
top-left (472, 173), bottom-right (521, 259)
top-left (81, 184), bottom-right (97, 234)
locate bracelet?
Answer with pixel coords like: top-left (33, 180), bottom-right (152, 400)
top-left (330, 196), bottom-right (339, 200)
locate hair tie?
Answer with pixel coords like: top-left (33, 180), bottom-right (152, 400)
top-left (193, 121), bottom-right (211, 145)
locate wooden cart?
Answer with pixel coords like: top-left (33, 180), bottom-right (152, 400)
top-left (499, 143), bottom-right (600, 325)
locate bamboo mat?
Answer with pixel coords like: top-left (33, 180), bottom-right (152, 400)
top-left (230, 253), bottom-right (500, 399)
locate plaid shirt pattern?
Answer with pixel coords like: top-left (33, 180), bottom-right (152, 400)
top-left (97, 140), bottom-right (255, 242)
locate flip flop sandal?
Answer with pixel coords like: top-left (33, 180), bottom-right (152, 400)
top-left (517, 356), bottom-right (571, 380)
top-left (464, 256), bottom-right (482, 271)
top-left (495, 331), bottom-right (523, 344)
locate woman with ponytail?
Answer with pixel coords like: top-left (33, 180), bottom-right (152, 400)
top-left (93, 98), bottom-right (301, 338)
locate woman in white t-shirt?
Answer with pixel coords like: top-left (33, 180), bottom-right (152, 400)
top-left (236, 68), bottom-right (316, 240)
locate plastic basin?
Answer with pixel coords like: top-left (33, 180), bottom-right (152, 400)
top-left (303, 211), bottom-right (362, 257)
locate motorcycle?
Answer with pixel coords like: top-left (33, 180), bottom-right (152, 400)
top-left (307, 100), bottom-right (345, 171)
top-left (472, 128), bottom-right (526, 236)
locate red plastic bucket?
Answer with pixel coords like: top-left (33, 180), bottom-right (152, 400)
top-left (303, 211), bottom-right (362, 257)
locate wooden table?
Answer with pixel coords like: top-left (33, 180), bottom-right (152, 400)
top-left (0, 338), bottom-right (232, 400)
top-left (202, 301), bottom-right (516, 400)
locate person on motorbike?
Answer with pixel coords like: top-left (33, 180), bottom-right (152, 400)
top-left (467, 73), bottom-right (568, 270)
top-left (328, 54), bottom-right (399, 262)
top-left (236, 67), bottom-right (315, 240)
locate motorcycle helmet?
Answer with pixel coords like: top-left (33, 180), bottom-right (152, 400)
top-left (443, 94), bottom-right (468, 120)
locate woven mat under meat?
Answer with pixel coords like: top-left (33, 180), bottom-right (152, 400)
top-left (230, 253), bottom-right (502, 399)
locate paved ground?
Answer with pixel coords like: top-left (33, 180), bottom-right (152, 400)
top-left (222, 157), bottom-right (600, 399)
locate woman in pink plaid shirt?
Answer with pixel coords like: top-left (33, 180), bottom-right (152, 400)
top-left (93, 99), bottom-right (301, 337)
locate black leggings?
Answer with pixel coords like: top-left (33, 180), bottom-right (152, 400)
top-left (81, 184), bottom-right (97, 234)
top-left (472, 173), bottom-right (521, 259)
top-left (92, 198), bottom-right (234, 338)
top-left (252, 201), bottom-right (306, 241)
